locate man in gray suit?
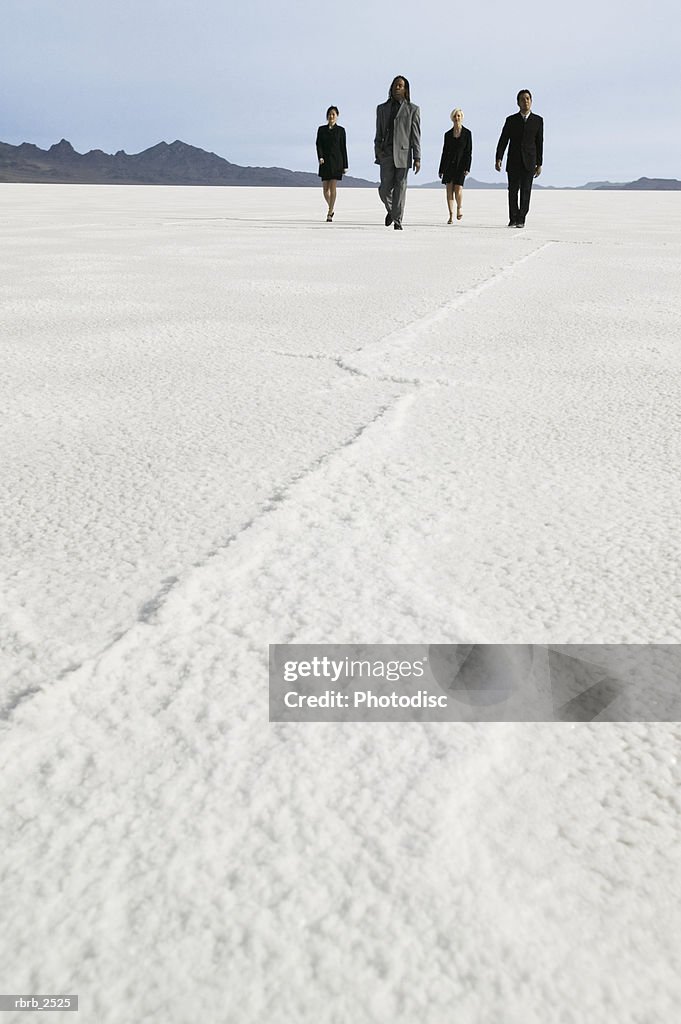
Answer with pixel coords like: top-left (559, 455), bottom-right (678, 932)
top-left (374, 75), bottom-right (421, 230)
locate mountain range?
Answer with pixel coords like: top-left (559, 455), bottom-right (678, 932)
top-left (0, 139), bottom-right (376, 187)
top-left (1, 139), bottom-right (679, 190)
top-left (420, 176), bottom-right (681, 191)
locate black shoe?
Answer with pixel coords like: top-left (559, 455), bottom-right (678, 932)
top-left (394, 222), bottom-right (403, 230)
top-left (385, 211), bottom-right (393, 226)
top-left (514, 221), bottom-right (525, 228)
top-left (508, 220), bottom-right (517, 227)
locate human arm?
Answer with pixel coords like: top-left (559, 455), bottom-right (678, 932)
top-left (495, 117), bottom-right (510, 171)
top-left (535, 116), bottom-right (544, 174)
top-left (411, 104), bottom-right (421, 172)
top-left (374, 104), bottom-right (384, 163)
top-left (316, 126), bottom-right (324, 165)
top-left (340, 127), bottom-right (349, 173)
top-left (438, 131), bottom-right (448, 178)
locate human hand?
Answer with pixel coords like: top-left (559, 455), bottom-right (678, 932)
top-left (534, 165), bottom-right (542, 178)
top-left (414, 159), bottom-right (421, 174)
top-left (495, 160), bottom-right (502, 172)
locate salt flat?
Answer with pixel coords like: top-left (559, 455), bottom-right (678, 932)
top-left (1, 185), bottom-right (680, 1023)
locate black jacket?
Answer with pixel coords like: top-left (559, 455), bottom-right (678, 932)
top-left (315, 124), bottom-right (348, 177)
top-left (438, 127), bottom-right (472, 179)
top-left (496, 112), bottom-right (543, 172)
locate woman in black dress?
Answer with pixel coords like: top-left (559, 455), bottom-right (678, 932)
top-left (316, 106), bottom-right (348, 222)
top-left (438, 108), bottom-right (472, 223)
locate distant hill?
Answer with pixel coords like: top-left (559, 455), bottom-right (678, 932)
top-left (419, 177), bottom-right (506, 190)
top-left (0, 139), bottom-right (378, 187)
top-left (592, 177), bottom-right (681, 191)
top-left (575, 181), bottom-right (628, 190)
top-left (1, 140), bottom-right (679, 190)
top-left (421, 176), bottom-right (681, 191)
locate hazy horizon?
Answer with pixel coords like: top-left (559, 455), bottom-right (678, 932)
top-left (2, 135), bottom-right (677, 190)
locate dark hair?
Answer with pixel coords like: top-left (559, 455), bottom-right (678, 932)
top-left (516, 89), bottom-right (532, 103)
top-left (326, 106), bottom-right (339, 118)
top-left (388, 76), bottom-right (411, 102)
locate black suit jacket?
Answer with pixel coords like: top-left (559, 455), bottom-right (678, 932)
top-left (496, 112), bottom-right (543, 173)
top-left (438, 126), bottom-right (472, 178)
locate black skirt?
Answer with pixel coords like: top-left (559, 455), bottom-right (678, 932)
top-left (442, 169), bottom-right (467, 186)
top-left (320, 164), bottom-right (343, 182)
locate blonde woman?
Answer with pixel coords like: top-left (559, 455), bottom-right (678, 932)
top-left (438, 108), bottom-right (472, 223)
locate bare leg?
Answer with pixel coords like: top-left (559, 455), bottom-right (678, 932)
top-left (454, 184), bottom-right (463, 219)
top-left (322, 181), bottom-right (332, 215)
top-left (446, 183), bottom-right (454, 223)
top-left (328, 180), bottom-right (337, 216)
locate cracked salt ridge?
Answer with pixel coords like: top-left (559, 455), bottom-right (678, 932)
top-left (0, 396), bottom-right (411, 723)
top-left (272, 351), bottom-right (442, 388)
top-left (349, 241), bottom-right (553, 369)
top-left (3, 396), bottom-right (422, 733)
top-left (279, 353), bottom-right (501, 391)
top-left (274, 243), bottom-right (553, 386)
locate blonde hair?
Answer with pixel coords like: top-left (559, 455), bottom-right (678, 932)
top-left (450, 108), bottom-right (464, 122)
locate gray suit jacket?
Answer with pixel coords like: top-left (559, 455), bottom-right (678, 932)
top-left (374, 99), bottom-right (421, 168)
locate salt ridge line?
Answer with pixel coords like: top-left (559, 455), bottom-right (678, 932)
top-left (347, 240), bottom-right (554, 368)
top-left (274, 241), bottom-right (553, 381)
top-left (0, 394), bottom-right (417, 725)
top-left (272, 351), bottom-right (505, 393)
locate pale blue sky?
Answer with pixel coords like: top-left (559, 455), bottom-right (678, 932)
top-left (3, 0), bottom-right (679, 185)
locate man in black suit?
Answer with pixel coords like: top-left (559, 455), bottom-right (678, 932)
top-left (495, 89), bottom-right (543, 227)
